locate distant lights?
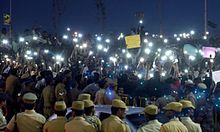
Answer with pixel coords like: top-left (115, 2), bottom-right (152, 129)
top-left (63, 35), bottom-right (68, 39)
top-left (126, 53), bottom-right (132, 58)
top-left (203, 36), bottom-right (207, 40)
top-left (177, 37), bottom-right (181, 41)
top-left (148, 42), bottom-right (153, 47)
top-left (105, 39), bottom-right (110, 43)
top-left (139, 20), bottom-right (143, 24)
top-left (19, 37), bottom-right (25, 42)
top-left (164, 39), bottom-right (168, 43)
top-left (144, 39), bottom-right (148, 43)
top-left (2, 39), bottom-right (8, 44)
top-left (97, 44), bottom-right (103, 50)
top-left (97, 36), bottom-right (102, 41)
top-left (67, 28), bottom-right (71, 31)
top-left (145, 48), bottom-right (151, 54)
top-left (190, 30), bottom-right (195, 35)
top-left (33, 36), bottom-right (38, 40)
top-left (73, 38), bottom-right (78, 42)
top-left (44, 49), bottom-right (49, 54)
top-left (139, 57), bottom-right (145, 63)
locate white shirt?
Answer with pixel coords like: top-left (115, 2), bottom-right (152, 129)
top-left (137, 119), bottom-right (162, 132)
top-left (180, 117), bottom-right (202, 132)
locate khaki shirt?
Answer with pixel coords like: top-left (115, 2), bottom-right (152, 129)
top-left (101, 115), bottom-right (130, 132)
top-left (7, 110), bottom-right (46, 132)
top-left (64, 116), bottom-right (96, 132)
top-left (137, 119), bottom-right (162, 132)
top-left (0, 109), bottom-right (7, 131)
top-left (160, 117), bottom-right (188, 132)
top-left (84, 115), bottom-right (101, 132)
top-left (55, 83), bottom-right (67, 102)
top-left (43, 116), bottom-right (67, 132)
top-left (5, 75), bottom-right (20, 97)
top-left (42, 85), bottom-right (55, 107)
top-left (180, 117), bottom-right (202, 132)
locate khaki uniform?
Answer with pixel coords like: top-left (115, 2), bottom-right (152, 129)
top-left (137, 119), bottom-right (162, 132)
top-left (101, 115), bottom-right (129, 132)
top-left (64, 116), bottom-right (96, 132)
top-left (0, 108), bottom-right (7, 131)
top-left (55, 83), bottom-right (67, 103)
top-left (43, 116), bottom-right (67, 132)
top-left (42, 85), bottom-right (55, 119)
top-left (160, 118), bottom-right (188, 132)
top-left (7, 110), bottom-right (46, 132)
top-left (5, 75), bottom-right (21, 97)
top-left (84, 115), bottom-right (101, 132)
top-left (180, 117), bottom-right (202, 132)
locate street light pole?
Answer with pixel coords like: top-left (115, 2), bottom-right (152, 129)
top-left (204, 0), bottom-right (208, 35)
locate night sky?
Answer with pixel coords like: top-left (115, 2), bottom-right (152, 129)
top-left (0, 0), bottom-right (220, 35)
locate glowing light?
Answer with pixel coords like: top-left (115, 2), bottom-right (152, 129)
top-left (63, 35), bottom-right (68, 39)
top-left (161, 56), bottom-right (167, 61)
top-left (80, 46), bottom-right (83, 49)
top-left (177, 37), bottom-right (181, 41)
top-left (184, 51), bottom-right (188, 54)
top-left (97, 36), bottom-right (102, 41)
top-left (203, 36), bottom-right (207, 40)
top-left (139, 20), bottom-right (143, 24)
top-left (25, 42), bottom-right (29, 45)
top-left (82, 43), bottom-right (87, 48)
top-left (189, 55), bottom-right (196, 61)
top-left (145, 48), bottom-right (151, 54)
top-left (19, 37), bottom-right (25, 42)
top-left (148, 42), bottom-right (153, 47)
top-left (122, 49), bottom-right (126, 53)
top-left (97, 44), bottom-right (103, 50)
top-left (190, 30), bottom-right (195, 35)
top-left (78, 33), bottom-right (83, 38)
top-left (4, 55), bottom-right (8, 58)
top-left (169, 56), bottom-right (174, 60)
top-left (103, 48), bottom-right (108, 52)
top-left (89, 51), bottom-right (93, 55)
top-left (27, 56), bottom-right (33, 60)
top-left (44, 49), bottom-right (49, 54)
top-left (158, 49), bottom-right (161, 52)
top-left (126, 53), bottom-right (131, 58)
top-left (137, 74), bottom-right (143, 79)
top-left (164, 39), bottom-right (168, 43)
top-left (160, 35), bottom-right (163, 38)
top-left (73, 38), bottom-right (78, 42)
top-left (174, 59), bottom-right (179, 63)
top-left (145, 32), bottom-right (149, 36)
top-left (101, 60), bottom-right (105, 63)
top-left (26, 50), bottom-right (31, 55)
top-left (161, 72), bottom-right (166, 77)
top-left (33, 52), bottom-right (38, 56)
top-left (144, 39), bottom-right (148, 43)
top-left (67, 28), bottom-right (71, 31)
top-left (124, 65), bottom-right (128, 70)
top-left (2, 39), bottom-right (8, 44)
top-left (165, 50), bottom-right (172, 56)
top-left (140, 57), bottom-right (145, 63)
top-left (179, 34), bottom-right (183, 37)
top-left (33, 36), bottom-right (38, 40)
top-left (149, 73), bottom-right (154, 78)
top-left (184, 69), bottom-right (188, 73)
top-left (206, 31), bottom-right (209, 35)
top-left (110, 57), bottom-right (117, 63)
top-left (105, 39), bottom-right (110, 43)
top-left (210, 59), bottom-right (214, 63)
top-left (174, 34), bottom-right (177, 37)
top-left (76, 44), bottom-right (79, 48)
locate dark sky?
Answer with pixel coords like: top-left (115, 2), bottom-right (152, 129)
top-left (0, 0), bottom-right (220, 35)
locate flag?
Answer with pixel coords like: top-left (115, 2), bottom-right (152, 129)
top-left (3, 14), bottom-right (11, 25)
top-left (208, 20), bottom-right (217, 28)
top-left (125, 35), bottom-right (141, 49)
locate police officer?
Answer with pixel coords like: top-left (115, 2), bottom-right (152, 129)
top-left (78, 93), bottom-right (91, 101)
top-left (0, 93), bottom-right (7, 131)
top-left (6, 92), bottom-right (46, 132)
top-left (101, 99), bottom-right (131, 132)
top-left (137, 105), bottom-right (162, 132)
top-left (64, 101), bottom-right (95, 132)
top-left (160, 102), bottom-right (188, 132)
top-left (43, 101), bottom-right (67, 132)
top-left (83, 100), bottom-right (101, 132)
top-left (179, 100), bottom-right (202, 132)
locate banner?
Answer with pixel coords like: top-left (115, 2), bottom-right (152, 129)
top-left (3, 14), bottom-right (11, 25)
top-left (125, 35), bottom-right (141, 49)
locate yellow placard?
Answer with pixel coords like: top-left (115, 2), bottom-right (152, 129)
top-left (125, 35), bottom-right (141, 49)
top-left (3, 14), bottom-right (11, 25)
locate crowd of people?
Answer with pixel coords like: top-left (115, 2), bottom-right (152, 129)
top-left (0, 60), bottom-right (219, 132)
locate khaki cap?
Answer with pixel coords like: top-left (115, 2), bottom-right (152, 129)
top-left (184, 80), bottom-right (194, 85)
top-left (77, 94), bottom-right (91, 101)
top-left (83, 100), bottom-right (94, 108)
top-left (198, 83), bottom-right (207, 89)
top-left (144, 105), bottom-right (158, 115)
top-left (54, 101), bottom-right (67, 111)
top-left (72, 101), bottom-right (84, 110)
top-left (163, 102), bottom-right (183, 112)
top-left (22, 92), bottom-right (37, 104)
top-left (179, 100), bottom-right (195, 109)
top-left (112, 99), bottom-right (127, 109)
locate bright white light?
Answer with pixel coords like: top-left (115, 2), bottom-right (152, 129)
top-left (103, 48), bottom-right (108, 52)
top-left (126, 53), bottom-right (131, 58)
top-left (67, 28), bottom-right (71, 31)
top-left (105, 39), bottom-right (110, 43)
top-left (177, 37), bottom-right (181, 41)
top-left (73, 38), bottom-right (78, 42)
top-left (145, 32), bottom-right (149, 36)
top-left (137, 74), bottom-right (143, 79)
top-left (206, 31), bottom-right (209, 35)
top-left (63, 35), bottom-right (68, 39)
top-left (24, 55), bottom-right (28, 58)
top-left (97, 44), bottom-right (103, 50)
top-left (80, 46), bottom-right (83, 49)
top-left (161, 72), bottom-right (166, 77)
top-left (189, 55), bottom-right (196, 61)
top-left (158, 49), bottom-right (161, 52)
top-left (33, 52), bottom-right (38, 56)
top-left (89, 51), bottom-right (93, 55)
top-left (165, 50), bottom-right (172, 56)
top-left (139, 20), bottom-right (143, 24)
top-left (148, 42), bottom-right (153, 47)
top-left (76, 44), bottom-right (79, 48)
top-left (27, 56), bottom-right (33, 60)
top-left (110, 57), bottom-right (117, 63)
top-left (145, 48), bottom-right (151, 54)
top-left (190, 30), bottom-right (195, 35)
top-left (152, 34), bottom-right (156, 37)
top-left (78, 61), bottom-right (82, 64)
top-left (184, 51), bottom-right (188, 54)
top-left (2, 39), bottom-right (8, 44)
top-left (56, 55), bottom-right (64, 62)
top-left (44, 49), bottom-right (49, 54)
top-left (149, 73), bottom-right (154, 78)
top-left (82, 43), bottom-right (87, 48)
top-left (144, 39), bottom-right (148, 43)
top-left (101, 60), bottom-right (105, 63)
top-left (19, 37), bottom-right (25, 42)
top-left (199, 50), bottom-right (204, 55)
top-left (169, 56), bottom-right (174, 60)
top-left (160, 35), bottom-right (163, 38)
top-left (78, 33), bottom-right (83, 38)
top-left (184, 69), bottom-right (188, 73)
top-left (203, 36), bottom-right (207, 40)
top-left (140, 57), bottom-right (145, 63)
top-left (161, 56), bottom-right (167, 61)
top-left (122, 49), bottom-right (126, 53)
top-left (179, 34), bottom-right (183, 37)
top-left (124, 65), bottom-right (128, 70)
top-left (174, 34), bottom-right (177, 37)
top-left (119, 33), bottom-right (124, 38)
top-left (164, 39), bottom-right (168, 43)
top-left (33, 36), bottom-right (38, 40)
top-left (210, 59), bottom-right (214, 63)
top-left (97, 36), bottom-right (102, 41)
top-left (174, 59), bottom-right (179, 63)
top-left (25, 42), bottom-right (29, 45)
top-left (4, 55), bottom-right (8, 58)
top-left (26, 50), bottom-right (31, 55)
